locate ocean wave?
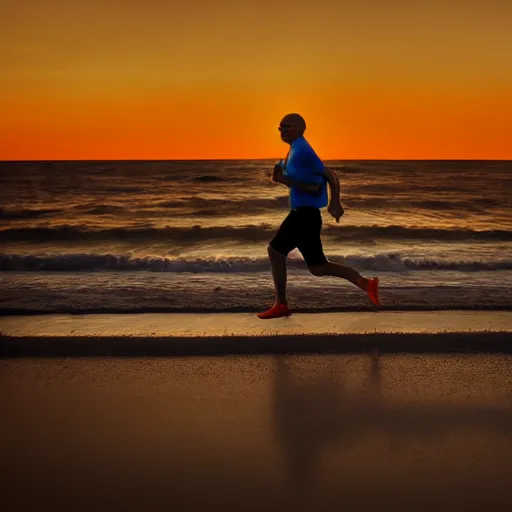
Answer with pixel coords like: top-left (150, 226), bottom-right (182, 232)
top-left (154, 198), bottom-right (191, 207)
top-left (0, 224), bottom-right (272, 242)
top-left (100, 185), bottom-right (142, 193)
top-left (154, 195), bottom-right (289, 210)
top-left (344, 197), bottom-right (502, 211)
top-left (83, 195), bottom-right (504, 215)
top-left (326, 166), bottom-right (360, 173)
top-left (82, 204), bottom-right (127, 215)
top-left (0, 208), bottom-right (63, 220)
top-left (191, 175), bottom-right (224, 182)
top-left (1, 224), bottom-right (510, 243)
top-left (1, 196), bottom-right (502, 224)
top-left (2, 252), bottom-right (511, 272)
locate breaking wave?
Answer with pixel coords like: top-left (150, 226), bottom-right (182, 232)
top-left (1, 225), bottom-right (510, 243)
top-left (1, 252), bottom-right (511, 272)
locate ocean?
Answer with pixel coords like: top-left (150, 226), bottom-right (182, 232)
top-left (0, 160), bottom-right (511, 314)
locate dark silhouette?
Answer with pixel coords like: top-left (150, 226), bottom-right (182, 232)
top-left (258, 113), bottom-right (380, 319)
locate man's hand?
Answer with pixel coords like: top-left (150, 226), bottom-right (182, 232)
top-left (272, 163), bottom-right (284, 183)
top-left (328, 201), bottom-right (344, 223)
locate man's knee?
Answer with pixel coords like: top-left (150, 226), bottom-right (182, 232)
top-left (308, 263), bottom-right (328, 276)
top-left (267, 244), bottom-right (287, 259)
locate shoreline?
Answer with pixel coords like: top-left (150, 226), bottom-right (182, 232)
top-left (1, 332), bottom-right (511, 357)
top-left (1, 310), bottom-right (511, 357)
top-left (2, 305), bottom-right (512, 316)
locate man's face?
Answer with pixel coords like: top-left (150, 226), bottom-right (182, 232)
top-left (278, 117), bottom-right (300, 143)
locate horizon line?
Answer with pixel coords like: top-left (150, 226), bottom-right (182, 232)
top-left (1, 158), bottom-right (511, 163)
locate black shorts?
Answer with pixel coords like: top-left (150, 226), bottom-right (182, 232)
top-left (269, 206), bottom-right (328, 267)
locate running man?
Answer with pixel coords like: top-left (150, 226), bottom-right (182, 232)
top-left (257, 113), bottom-right (380, 319)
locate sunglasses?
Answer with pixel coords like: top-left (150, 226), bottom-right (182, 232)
top-left (278, 124), bottom-right (296, 132)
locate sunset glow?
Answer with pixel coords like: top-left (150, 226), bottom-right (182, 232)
top-left (2, 0), bottom-right (511, 160)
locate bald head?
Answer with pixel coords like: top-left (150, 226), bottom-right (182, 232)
top-left (281, 113), bottom-right (306, 135)
top-left (279, 113), bottom-right (306, 144)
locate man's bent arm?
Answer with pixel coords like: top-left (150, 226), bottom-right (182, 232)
top-left (319, 168), bottom-right (341, 204)
top-left (279, 175), bottom-right (322, 195)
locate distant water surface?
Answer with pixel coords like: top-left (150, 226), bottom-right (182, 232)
top-left (0, 160), bottom-right (510, 313)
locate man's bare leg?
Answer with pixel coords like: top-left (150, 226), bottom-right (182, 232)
top-left (310, 261), bottom-right (380, 306)
top-left (257, 245), bottom-right (292, 318)
top-left (268, 244), bottom-right (287, 304)
top-left (311, 261), bottom-right (368, 289)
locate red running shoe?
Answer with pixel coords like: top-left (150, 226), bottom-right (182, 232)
top-left (257, 303), bottom-right (292, 319)
top-left (366, 277), bottom-right (380, 306)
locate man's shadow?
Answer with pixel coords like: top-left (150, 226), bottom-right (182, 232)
top-left (272, 351), bottom-right (512, 494)
top-left (272, 351), bottom-right (381, 494)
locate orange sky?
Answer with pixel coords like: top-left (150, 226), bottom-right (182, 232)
top-left (1, 0), bottom-right (511, 160)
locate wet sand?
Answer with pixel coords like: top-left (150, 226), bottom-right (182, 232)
top-left (2, 311), bottom-right (511, 337)
top-left (2, 353), bottom-right (512, 511)
top-left (1, 311), bottom-right (511, 356)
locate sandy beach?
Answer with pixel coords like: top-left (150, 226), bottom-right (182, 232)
top-left (3, 353), bottom-right (512, 511)
top-left (1, 311), bottom-right (511, 356)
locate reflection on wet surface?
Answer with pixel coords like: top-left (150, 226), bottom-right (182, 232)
top-left (2, 354), bottom-right (512, 511)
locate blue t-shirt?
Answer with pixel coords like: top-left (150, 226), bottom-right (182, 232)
top-left (282, 137), bottom-right (328, 209)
